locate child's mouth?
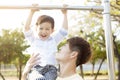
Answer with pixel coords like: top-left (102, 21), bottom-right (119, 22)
top-left (41, 35), bottom-right (47, 38)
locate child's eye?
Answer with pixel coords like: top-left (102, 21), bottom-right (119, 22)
top-left (46, 28), bottom-right (50, 30)
top-left (39, 28), bottom-right (43, 30)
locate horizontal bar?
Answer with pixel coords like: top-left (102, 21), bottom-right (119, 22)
top-left (0, 5), bottom-right (103, 11)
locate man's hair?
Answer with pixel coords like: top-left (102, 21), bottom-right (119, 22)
top-left (67, 37), bottom-right (91, 67)
top-left (36, 15), bottom-right (54, 29)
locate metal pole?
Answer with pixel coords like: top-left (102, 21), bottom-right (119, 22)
top-left (103, 0), bottom-right (116, 80)
top-left (0, 4), bottom-right (103, 11)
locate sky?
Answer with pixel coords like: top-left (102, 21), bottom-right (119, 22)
top-left (0, 0), bottom-right (119, 37)
top-left (0, 0), bottom-right (85, 30)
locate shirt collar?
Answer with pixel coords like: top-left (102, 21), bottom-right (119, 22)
top-left (37, 36), bottom-right (52, 41)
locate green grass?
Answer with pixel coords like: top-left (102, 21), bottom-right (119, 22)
top-left (77, 70), bottom-right (118, 76)
top-left (1, 70), bottom-right (118, 77)
top-left (0, 70), bottom-right (18, 77)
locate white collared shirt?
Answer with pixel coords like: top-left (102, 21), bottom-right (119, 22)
top-left (24, 28), bottom-right (67, 66)
top-left (56, 74), bottom-right (83, 80)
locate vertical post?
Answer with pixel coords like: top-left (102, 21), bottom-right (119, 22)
top-left (103, 0), bottom-right (116, 80)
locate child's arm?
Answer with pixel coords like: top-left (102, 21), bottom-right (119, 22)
top-left (61, 6), bottom-right (68, 30)
top-left (24, 10), bottom-right (35, 32)
top-left (51, 7), bottom-right (68, 43)
top-left (24, 4), bottom-right (39, 32)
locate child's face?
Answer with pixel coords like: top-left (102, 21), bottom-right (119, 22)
top-left (36, 22), bottom-right (54, 41)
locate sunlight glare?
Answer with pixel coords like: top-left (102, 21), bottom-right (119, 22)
top-left (0, 0), bottom-right (85, 30)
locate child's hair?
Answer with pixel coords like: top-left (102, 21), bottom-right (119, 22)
top-left (36, 15), bottom-right (55, 29)
top-left (67, 37), bottom-right (92, 67)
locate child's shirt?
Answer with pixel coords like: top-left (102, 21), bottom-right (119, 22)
top-left (24, 28), bottom-right (67, 66)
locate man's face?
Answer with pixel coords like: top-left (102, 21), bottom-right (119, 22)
top-left (55, 43), bottom-right (71, 62)
top-left (36, 22), bottom-right (54, 41)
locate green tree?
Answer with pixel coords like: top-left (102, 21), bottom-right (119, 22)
top-left (85, 0), bottom-right (120, 79)
top-left (69, 0), bottom-right (120, 79)
top-left (0, 29), bottom-right (29, 80)
top-left (87, 28), bottom-right (106, 80)
top-left (68, 3), bottom-right (108, 79)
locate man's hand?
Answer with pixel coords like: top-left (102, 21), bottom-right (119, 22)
top-left (22, 53), bottom-right (41, 80)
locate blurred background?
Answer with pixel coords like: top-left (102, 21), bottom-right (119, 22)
top-left (0, 0), bottom-right (120, 80)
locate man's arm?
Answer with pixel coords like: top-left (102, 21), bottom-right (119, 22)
top-left (22, 53), bottom-right (40, 80)
top-left (22, 72), bottom-right (27, 80)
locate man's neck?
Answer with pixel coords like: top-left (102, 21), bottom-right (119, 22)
top-left (58, 62), bottom-right (76, 78)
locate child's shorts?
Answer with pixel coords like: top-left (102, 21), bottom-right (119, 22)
top-left (27, 65), bottom-right (57, 80)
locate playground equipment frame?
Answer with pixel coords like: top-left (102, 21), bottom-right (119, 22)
top-left (0, 5), bottom-right (103, 11)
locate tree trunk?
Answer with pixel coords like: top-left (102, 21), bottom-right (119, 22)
top-left (118, 58), bottom-right (120, 80)
top-left (0, 72), bottom-right (5, 80)
top-left (92, 63), bottom-right (95, 76)
top-left (113, 35), bottom-right (120, 80)
top-left (18, 59), bottom-right (23, 80)
top-left (19, 64), bottom-right (22, 80)
top-left (79, 65), bottom-right (84, 79)
top-left (94, 57), bottom-right (105, 80)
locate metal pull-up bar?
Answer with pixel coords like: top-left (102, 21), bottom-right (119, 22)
top-left (0, 5), bottom-right (103, 11)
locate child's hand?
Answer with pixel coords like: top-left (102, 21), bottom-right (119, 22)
top-left (61, 4), bottom-right (68, 14)
top-left (31, 4), bottom-right (40, 13)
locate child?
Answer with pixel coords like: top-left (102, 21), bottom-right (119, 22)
top-left (22, 7), bottom-right (68, 80)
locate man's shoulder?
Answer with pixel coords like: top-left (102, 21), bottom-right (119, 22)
top-left (73, 74), bottom-right (83, 80)
top-left (56, 74), bottom-right (83, 80)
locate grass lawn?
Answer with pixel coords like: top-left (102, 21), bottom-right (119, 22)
top-left (0, 70), bottom-right (118, 80)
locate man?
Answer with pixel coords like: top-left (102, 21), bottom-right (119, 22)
top-left (22, 37), bottom-right (92, 80)
top-left (55, 36), bottom-right (92, 80)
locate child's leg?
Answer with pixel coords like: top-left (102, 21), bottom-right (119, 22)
top-left (36, 65), bottom-right (57, 80)
top-left (27, 65), bottom-right (57, 80)
top-left (27, 65), bottom-right (44, 80)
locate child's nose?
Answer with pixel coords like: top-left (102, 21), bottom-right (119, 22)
top-left (42, 30), bottom-right (46, 33)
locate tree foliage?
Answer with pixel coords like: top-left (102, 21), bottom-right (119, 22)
top-left (0, 29), bottom-right (29, 63)
top-left (0, 29), bottom-right (30, 80)
top-left (78, 0), bottom-right (120, 79)
top-left (68, 0), bottom-right (120, 78)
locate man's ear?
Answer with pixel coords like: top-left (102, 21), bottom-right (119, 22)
top-left (70, 51), bottom-right (78, 59)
